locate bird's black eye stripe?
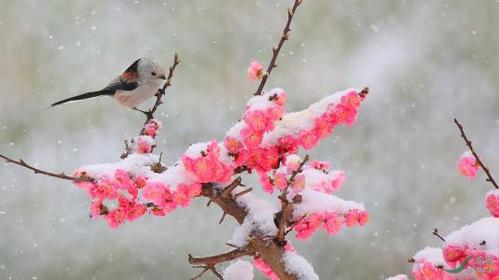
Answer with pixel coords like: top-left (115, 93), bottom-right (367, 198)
top-left (151, 71), bottom-right (156, 76)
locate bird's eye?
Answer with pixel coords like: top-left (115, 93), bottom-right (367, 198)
top-left (151, 71), bottom-right (156, 76)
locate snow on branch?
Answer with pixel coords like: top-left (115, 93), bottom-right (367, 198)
top-left (0, 1), bottom-right (373, 279)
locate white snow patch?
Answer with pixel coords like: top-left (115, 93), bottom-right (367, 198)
top-left (223, 260), bottom-right (254, 280)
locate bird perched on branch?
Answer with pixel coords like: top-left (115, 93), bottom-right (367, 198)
top-left (50, 58), bottom-right (166, 109)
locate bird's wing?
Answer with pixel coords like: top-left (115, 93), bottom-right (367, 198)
top-left (101, 76), bottom-right (139, 92)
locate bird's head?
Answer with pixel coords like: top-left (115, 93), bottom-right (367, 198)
top-left (137, 57), bottom-right (166, 82)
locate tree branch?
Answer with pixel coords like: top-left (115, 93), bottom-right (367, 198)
top-left (0, 153), bottom-right (86, 182)
top-left (254, 0), bottom-right (303, 96)
top-left (188, 248), bottom-right (252, 267)
top-left (454, 118), bottom-right (498, 189)
top-left (197, 184), bottom-right (299, 280)
top-left (276, 155), bottom-right (309, 245)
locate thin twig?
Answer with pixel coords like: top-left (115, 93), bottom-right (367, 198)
top-left (218, 212), bottom-right (228, 224)
top-left (221, 176), bottom-right (242, 199)
top-left (433, 228), bottom-right (446, 242)
top-left (0, 153), bottom-right (85, 182)
top-left (276, 155), bottom-right (309, 245)
top-left (140, 53), bottom-right (181, 133)
top-left (454, 118), bottom-right (498, 189)
top-left (188, 248), bottom-right (251, 266)
top-left (254, 0), bottom-right (303, 96)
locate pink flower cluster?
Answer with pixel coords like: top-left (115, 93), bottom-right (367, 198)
top-left (75, 168), bottom-right (202, 228)
top-left (257, 154), bottom-right (304, 194)
top-left (133, 119), bottom-right (162, 153)
top-left (273, 89), bottom-right (364, 153)
top-left (486, 190), bottom-right (499, 218)
top-left (442, 245), bottom-right (499, 279)
top-left (182, 141), bottom-right (234, 183)
top-left (224, 89), bottom-right (286, 174)
top-left (144, 119), bottom-right (162, 137)
top-left (73, 121), bottom-right (206, 228)
top-left (458, 151), bottom-right (479, 179)
top-left (293, 209), bottom-right (369, 240)
top-left (301, 160), bottom-right (346, 194)
top-left (412, 261), bottom-right (452, 280)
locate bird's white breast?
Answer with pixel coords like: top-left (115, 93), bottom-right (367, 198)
top-left (114, 81), bottom-right (162, 109)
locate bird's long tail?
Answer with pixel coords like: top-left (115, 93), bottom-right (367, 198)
top-left (50, 90), bottom-right (114, 107)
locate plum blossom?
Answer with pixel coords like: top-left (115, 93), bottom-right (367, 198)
top-left (247, 61), bottom-right (264, 81)
top-left (458, 151), bottom-right (479, 179)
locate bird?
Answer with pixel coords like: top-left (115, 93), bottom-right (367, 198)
top-left (50, 58), bottom-right (167, 109)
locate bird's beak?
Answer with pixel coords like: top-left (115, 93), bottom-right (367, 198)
top-left (159, 74), bottom-right (166, 80)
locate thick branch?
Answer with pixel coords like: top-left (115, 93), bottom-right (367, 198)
top-left (0, 153), bottom-right (85, 182)
top-left (454, 118), bottom-right (498, 189)
top-left (197, 184), bottom-right (299, 280)
top-left (254, 0), bottom-right (303, 96)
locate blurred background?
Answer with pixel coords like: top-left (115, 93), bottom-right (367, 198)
top-left (1, 0), bottom-right (498, 279)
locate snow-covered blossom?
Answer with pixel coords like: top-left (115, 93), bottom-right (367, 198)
top-left (458, 151), bottom-right (479, 179)
top-left (144, 119), bottom-right (162, 137)
top-left (72, 88), bottom-right (369, 245)
top-left (247, 61), bottom-right (264, 81)
top-left (182, 141), bottom-right (234, 183)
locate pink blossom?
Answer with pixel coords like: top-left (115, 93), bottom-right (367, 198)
top-left (442, 245), bottom-right (467, 268)
top-left (323, 212), bottom-right (343, 236)
top-left (247, 61), bottom-right (264, 81)
top-left (106, 207), bottom-right (127, 229)
top-left (458, 151), bottom-right (479, 179)
top-left (173, 184), bottom-right (202, 208)
top-left (182, 141), bottom-right (234, 183)
top-left (241, 127), bottom-right (264, 148)
top-left (299, 130), bottom-right (319, 150)
top-left (345, 209), bottom-right (369, 227)
top-left (486, 190), bottom-right (499, 217)
top-left (294, 213), bottom-right (324, 240)
top-left (309, 160), bottom-right (330, 171)
top-left (330, 171), bottom-right (346, 192)
top-left (253, 257), bottom-right (279, 280)
top-left (142, 182), bottom-right (171, 207)
top-left (114, 169), bottom-right (137, 198)
top-left (412, 261), bottom-right (450, 280)
top-left (136, 136), bottom-right (153, 154)
top-left (90, 178), bottom-right (119, 201)
top-left (90, 200), bottom-right (104, 218)
top-left (245, 147), bottom-right (279, 173)
top-left (258, 173), bottom-right (275, 194)
top-left (224, 137), bottom-right (244, 154)
top-left (274, 172), bottom-right (288, 190)
top-left (272, 89), bottom-right (286, 106)
top-left (291, 174), bottom-right (305, 192)
top-left (144, 119), bottom-right (162, 137)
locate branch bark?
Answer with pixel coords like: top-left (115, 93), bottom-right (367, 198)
top-left (0, 154), bottom-right (85, 182)
top-left (194, 184), bottom-right (299, 280)
top-left (454, 118), bottom-right (498, 189)
top-left (254, 0), bottom-right (303, 96)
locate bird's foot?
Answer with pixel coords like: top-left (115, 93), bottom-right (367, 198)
top-left (133, 107), bottom-right (153, 119)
